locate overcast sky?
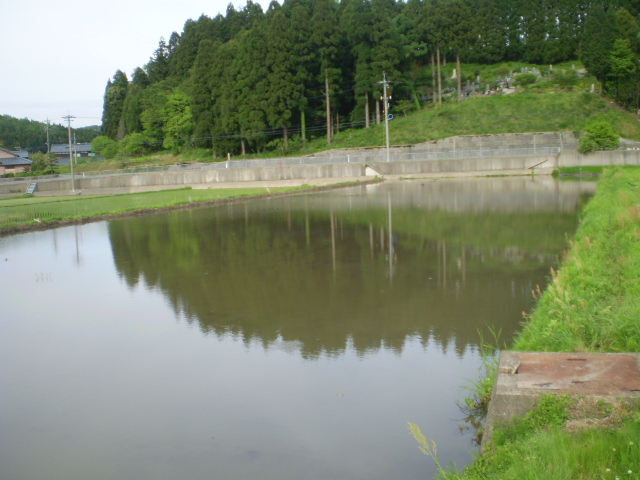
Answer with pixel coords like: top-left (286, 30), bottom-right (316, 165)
top-left (1, 0), bottom-right (260, 128)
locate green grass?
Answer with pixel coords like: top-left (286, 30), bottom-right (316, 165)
top-left (247, 91), bottom-right (640, 157)
top-left (514, 166), bottom-right (640, 353)
top-left (412, 395), bottom-right (640, 480)
top-left (459, 399), bottom-right (640, 480)
top-left (411, 166), bottom-right (640, 479)
top-left (0, 186), bottom-right (311, 229)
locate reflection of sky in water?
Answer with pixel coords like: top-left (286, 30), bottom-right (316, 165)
top-left (0, 178), bottom-right (589, 480)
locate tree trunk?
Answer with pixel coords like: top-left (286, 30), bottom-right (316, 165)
top-left (431, 54), bottom-right (437, 105)
top-left (241, 138), bottom-right (246, 156)
top-left (325, 70), bottom-right (332, 145)
top-left (301, 108), bottom-right (306, 142)
top-left (376, 98), bottom-right (381, 124)
top-left (436, 43), bottom-right (442, 105)
top-left (412, 85), bottom-right (421, 110)
top-left (457, 51), bottom-right (462, 102)
top-left (283, 125), bottom-right (288, 148)
top-left (365, 92), bottom-right (370, 128)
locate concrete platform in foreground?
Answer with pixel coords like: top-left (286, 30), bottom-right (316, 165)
top-left (482, 351), bottom-right (640, 450)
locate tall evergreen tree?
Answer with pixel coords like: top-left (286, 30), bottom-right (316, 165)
top-left (190, 39), bottom-right (221, 147)
top-left (146, 38), bottom-right (170, 84)
top-left (440, 0), bottom-right (474, 101)
top-left (581, 4), bottom-right (621, 85)
top-left (122, 67), bottom-right (149, 135)
top-left (101, 70), bottom-right (129, 139)
top-left (468, 0), bottom-right (505, 63)
top-left (310, 0), bottom-right (343, 143)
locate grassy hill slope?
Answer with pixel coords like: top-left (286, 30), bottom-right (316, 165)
top-left (60, 91), bottom-right (640, 173)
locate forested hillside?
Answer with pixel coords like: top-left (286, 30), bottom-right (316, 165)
top-left (0, 116), bottom-right (99, 153)
top-left (100, 0), bottom-right (640, 157)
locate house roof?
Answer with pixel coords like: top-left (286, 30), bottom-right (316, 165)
top-left (10, 150), bottom-right (29, 158)
top-left (0, 147), bottom-right (32, 166)
top-left (51, 143), bottom-right (93, 154)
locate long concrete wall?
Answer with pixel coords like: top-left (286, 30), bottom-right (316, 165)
top-left (307, 131), bottom-right (579, 157)
top-left (3, 146), bottom-right (640, 196)
top-left (0, 163), bottom-right (368, 195)
top-left (369, 154), bottom-right (558, 176)
top-left (559, 149), bottom-right (640, 167)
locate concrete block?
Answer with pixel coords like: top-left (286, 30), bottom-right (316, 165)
top-left (482, 351), bottom-right (640, 451)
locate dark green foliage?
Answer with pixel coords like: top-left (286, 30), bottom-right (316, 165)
top-left (581, 5), bottom-right (620, 83)
top-left (145, 38), bottom-right (170, 84)
top-left (469, 0), bottom-right (506, 63)
top-left (101, 70), bottom-right (129, 139)
top-left (99, 0), bottom-right (640, 156)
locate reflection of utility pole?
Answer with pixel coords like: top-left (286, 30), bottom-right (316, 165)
top-left (74, 225), bottom-right (82, 266)
top-left (388, 192), bottom-right (394, 281)
top-left (63, 114), bottom-right (75, 192)
top-left (45, 119), bottom-right (50, 153)
top-left (330, 210), bottom-right (336, 275)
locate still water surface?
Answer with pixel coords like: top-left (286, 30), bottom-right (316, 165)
top-left (1, 178), bottom-right (594, 480)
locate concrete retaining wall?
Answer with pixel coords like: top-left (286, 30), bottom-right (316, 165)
top-left (0, 163), bottom-right (368, 195)
top-left (559, 150), bottom-right (640, 167)
top-left (308, 132), bottom-right (578, 157)
top-left (370, 154), bottom-right (557, 176)
top-left (4, 147), bottom-right (640, 196)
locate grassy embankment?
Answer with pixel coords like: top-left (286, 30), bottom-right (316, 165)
top-left (0, 186), bottom-right (312, 230)
top-left (58, 88), bottom-right (640, 173)
top-left (412, 167), bottom-right (640, 479)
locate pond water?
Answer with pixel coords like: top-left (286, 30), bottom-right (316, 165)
top-left (0, 177), bottom-right (594, 480)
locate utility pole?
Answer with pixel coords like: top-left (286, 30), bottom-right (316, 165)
top-left (45, 119), bottom-right (51, 153)
top-left (63, 114), bottom-right (76, 192)
top-left (380, 72), bottom-right (391, 162)
top-left (325, 69), bottom-right (332, 146)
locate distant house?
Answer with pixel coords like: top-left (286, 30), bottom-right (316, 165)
top-left (51, 143), bottom-right (95, 164)
top-left (0, 147), bottom-right (32, 175)
top-left (10, 150), bottom-right (29, 159)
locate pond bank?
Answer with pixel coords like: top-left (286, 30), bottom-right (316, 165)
top-left (0, 179), bottom-right (380, 236)
top-left (437, 166), bottom-right (640, 479)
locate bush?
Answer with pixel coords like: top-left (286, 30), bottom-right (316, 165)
top-left (552, 69), bottom-right (579, 90)
top-left (120, 133), bottom-right (151, 157)
top-left (578, 121), bottom-right (620, 153)
top-left (92, 135), bottom-right (118, 159)
top-left (514, 73), bottom-right (538, 86)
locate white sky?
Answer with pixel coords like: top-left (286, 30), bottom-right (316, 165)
top-left (1, 0), bottom-right (259, 128)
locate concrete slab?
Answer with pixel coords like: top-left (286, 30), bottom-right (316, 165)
top-left (481, 351), bottom-right (640, 450)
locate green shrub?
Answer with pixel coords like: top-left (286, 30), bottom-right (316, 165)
top-left (514, 73), bottom-right (538, 86)
top-left (92, 135), bottom-right (118, 159)
top-left (552, 69), bottom-right (579, 90)
top-left (578, 121), bottom-right (620, 153)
